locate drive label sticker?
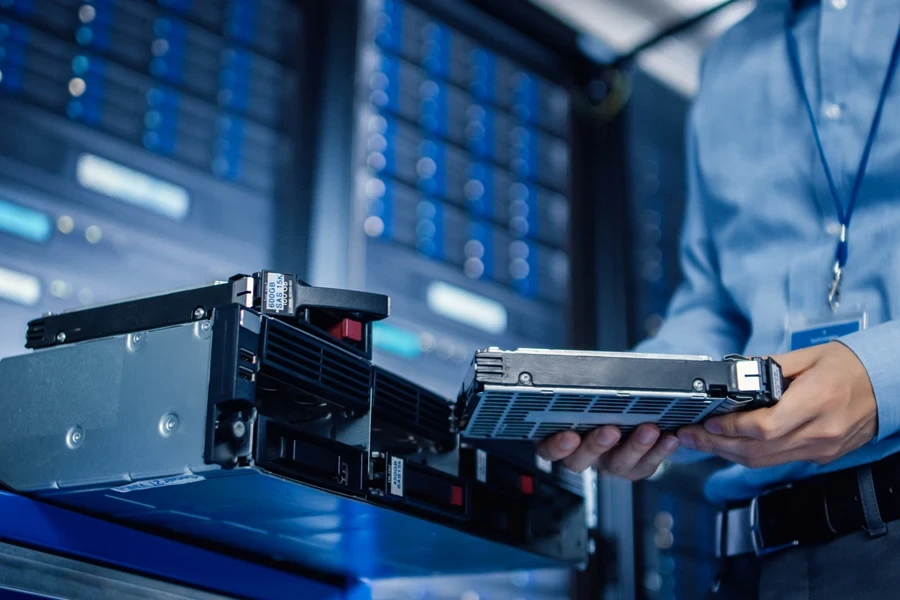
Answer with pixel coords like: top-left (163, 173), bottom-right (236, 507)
top-left (111, 473), bottom-right (204, 493)
top-left (389, 456), bottom-right (404, 497)
top-left (476, 449), bottom-right (488, 483)
top-left (265, 272), bottom-right (288, 312)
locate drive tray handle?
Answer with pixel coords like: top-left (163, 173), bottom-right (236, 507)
top-left (253, 271), bottom-right (389, 323)
top-left (293, 285), bottom-right (390, 323)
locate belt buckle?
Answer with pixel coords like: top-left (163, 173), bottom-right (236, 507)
top-left (749, 482), bottom-right (800, 557)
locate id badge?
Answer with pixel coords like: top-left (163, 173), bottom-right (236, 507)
top-left (786, 304), bottom-right (868, 351)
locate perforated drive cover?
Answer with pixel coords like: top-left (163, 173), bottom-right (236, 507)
top-left (457, 349), bottom-right (784, 439)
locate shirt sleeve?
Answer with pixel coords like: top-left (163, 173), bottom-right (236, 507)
top-left (631, 104), bottom-right (751, 464)
top-left (839, 320), bottom-right (900, 443)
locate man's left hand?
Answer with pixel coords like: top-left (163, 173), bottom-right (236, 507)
top-left (677, 342), bottom-right (878, 468)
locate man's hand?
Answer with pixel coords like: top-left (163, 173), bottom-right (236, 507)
top-left (677, 342), bottom-right (878, 468)
top-left (536, 424), bottom-right (680, 480)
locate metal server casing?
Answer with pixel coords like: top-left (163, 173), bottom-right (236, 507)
top-left (0, 313), bottom-right (588, 577)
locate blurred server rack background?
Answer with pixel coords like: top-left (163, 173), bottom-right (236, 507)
top-left (625, 68), bottom-right (722, 600)
top-left (305, 0), bottom-right (623, 399)
top-left (626, 70), bottom-right (688, 344)
top-left (305, 0), bottom-right (628, 598)
top-left (352, 0), bottom-right (572, 398)
top-left (0, 0), bottom-right (319, 359)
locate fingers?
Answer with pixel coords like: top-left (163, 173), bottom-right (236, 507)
top-left (680, 417), bottom-right (828, 467)
top-left (769, 346), bottom-right (820, 378)
top-left (597, 424), bottom-right (661, 477)
top-left (536, 431), bottom-right (581, 461)
top-left (562, 426), bottom-right (621, 473)
top-left (704, 369), bottom-right (816, 440)
top-left (703, 406), bottom-right (798, 440)
top-left (626, 435), bottom-right (680, 480)
top-left (679, 424), bottom-right (776, 457)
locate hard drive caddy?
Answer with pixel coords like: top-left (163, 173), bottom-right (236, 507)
top-left (457, 348), bottom-right (786, 440)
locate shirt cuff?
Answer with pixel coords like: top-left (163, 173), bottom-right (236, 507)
top-left (840, 320), bottom-right (900, 443)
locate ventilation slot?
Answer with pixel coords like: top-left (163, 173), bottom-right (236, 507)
top-left (373, 368), bottom-right (455, 449)
top-left (259, 318), bottom-right (372, 414)
top-left (25, 320), bottom-right (46, 346)
top-left (465, 389), bottom-right (715, 439)
top-left (626, 399), bottom-right (673, 416)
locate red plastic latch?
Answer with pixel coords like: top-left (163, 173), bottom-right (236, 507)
top-left (450, 485), bottom-right (464, 507)
top-left (520, 475), bottom-right (534, 495)
top-left (329, 319), bottom-right (363, 343)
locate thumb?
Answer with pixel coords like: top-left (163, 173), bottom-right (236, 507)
top-left (769, 346), bottom-right (821, 378)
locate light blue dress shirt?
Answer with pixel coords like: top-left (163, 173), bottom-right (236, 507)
top-left (633, 0), bottom-right (900, 503)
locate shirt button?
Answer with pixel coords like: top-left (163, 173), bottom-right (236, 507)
top-left (824, 103), bottom-right (842, 120)
top-left (832, 0), bottom-right (848, 9)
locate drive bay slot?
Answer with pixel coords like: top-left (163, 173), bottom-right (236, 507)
top-left (255, 417), bottom-right (366, 494)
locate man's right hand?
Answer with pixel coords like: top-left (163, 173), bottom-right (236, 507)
top-left (536, 424), bottom-right (680, 480)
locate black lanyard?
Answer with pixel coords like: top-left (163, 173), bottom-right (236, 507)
top-left (785, 3), bottom-right (900, 311)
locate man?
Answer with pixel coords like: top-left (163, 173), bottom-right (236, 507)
top-left (539, 0), bottom-right (900, 597)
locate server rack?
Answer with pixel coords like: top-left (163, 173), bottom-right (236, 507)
top-left (306, 0), bottom-right (629, 598)
top-left (305, 0), bottom-right (620, 399)
top-left (625, 70), bottom-right (690, 344)
top-left (0, 0), bottom-right (319, 359)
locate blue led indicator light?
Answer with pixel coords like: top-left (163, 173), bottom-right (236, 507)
top-left (75, 27), bottom-right (93, 46)
top-left (0, 198), bottom-right (51, 243)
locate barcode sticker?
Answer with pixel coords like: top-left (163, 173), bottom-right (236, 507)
top-left (771, 362), bottom-right (784, 399)
top-left (476, 449), bottom-right (488, 483)
top-left (389, 456), bottom-right (404, 497)
top-left (111, 473), bottom-right (204, 493)
top-left (264, 272), bottom-right (288, 313)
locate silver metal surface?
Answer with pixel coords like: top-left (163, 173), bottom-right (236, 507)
top-left (231, 276), bottom-right (254, 307)
top-left (483, 384), bottom-right (705, 399)
top-left (0, 322), bottom-right (219, 491)
top-left (160, 414), bottom-right (179, 437)
top-left (735, 360), bottom-right (762, 392)
top-left (582, 469), bottom-right (598, 529)
top-left (56, 332), bottom-right (66, 343)
top-left (0, 541), bottom-right (233, 599)
top-left (195, 320), bottom-right (212, 340)
top-left (59, 282), bottom-right (225, 314)
top-left (192, 307), bottom-right (205, 320)
top-left (128, 331), bottom-right (145, 351)
top-left (519, 372), bottom-right (533, 385)
top-left (238, 309), bottom-right (261, 334)
top-left (486, 347), bottom-right (712, 361)
top-left (693, 378), bottom-right (705, 391)
top-left (599, 475), bottom-right (636, 600)
top-left (66, 426), bottom-right (85, 450)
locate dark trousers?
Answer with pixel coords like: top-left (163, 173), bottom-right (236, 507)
top-left (708, 526), bottom-right (900, 599)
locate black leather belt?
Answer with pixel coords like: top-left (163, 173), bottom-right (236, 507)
top-left (716, 452), bottom-right (900, 558)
